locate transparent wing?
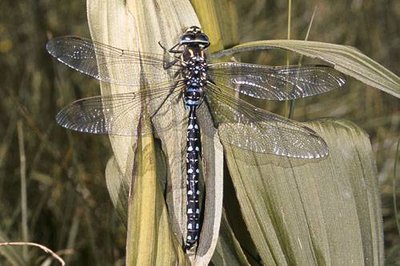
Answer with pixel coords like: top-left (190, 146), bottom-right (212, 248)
top-left (201, 82), bottom-right (328, 158)
top-left (46, 36), bottom-right (180, 86)
top-left (208, 62), bottom-right (346, 100)
top-left (56, 84), bottom-right (186, 136)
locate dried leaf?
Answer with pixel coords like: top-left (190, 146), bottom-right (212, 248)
top-left (87, 0), bottom-right (224, 264)
top-left (212, 40), bottom-right (400, 98)
top-left (224, 119), bottom-right (383, 265)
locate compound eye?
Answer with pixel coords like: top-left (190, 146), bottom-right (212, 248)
top-left (196, 34), bottom-right (210, 48)
top-left (181, 33), bottom-right (194, 43)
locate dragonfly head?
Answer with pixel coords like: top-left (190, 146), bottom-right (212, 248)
top-left (180, 26), bottom-right (210, 48)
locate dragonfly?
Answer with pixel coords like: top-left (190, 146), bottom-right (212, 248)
top-left (46, 26), bottom-right (346, 251)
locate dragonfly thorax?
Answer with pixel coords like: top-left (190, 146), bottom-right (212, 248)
top-left (182, 50), bottom-right (208, 85)
top-left (181, 44), bottom-right (208, 109)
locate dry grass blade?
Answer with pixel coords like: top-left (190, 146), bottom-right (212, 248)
top-left (393, 139), bottom-right (400, 236)
top-left (0, 241), bottom-right (65, 266)
top-left (385, 139), bottom-right (400, 264)
top-left (223, 119), bottom-right (383, 265)
top-left (213, 40), bottom-right (400, 99)
top-left (17, 121), bottom-right (29, 261)
top-left (0, 233), bottom-right (26, 265)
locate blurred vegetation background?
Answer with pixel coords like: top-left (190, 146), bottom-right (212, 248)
top-left (0, 0), bottom-right (399, 264)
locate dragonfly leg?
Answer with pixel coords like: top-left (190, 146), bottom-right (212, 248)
top-left (158, 41), bottom-right (182, 69)
top-left (158, 41), bottom-right (174, 52)
top-left (165, 42), bottom-right (184, 54)
top-left (163, 58), bottom-right (180, 70)
top-left (158, 41), bottom-right (184, 54)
